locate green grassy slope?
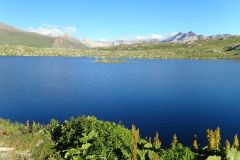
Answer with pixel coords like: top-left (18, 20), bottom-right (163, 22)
top-left (0, 30), bottom-right (54, 48)
top-left (0, 23), bottom-right (88, 49)
top-left (96, 36), bottom-right (240, 59)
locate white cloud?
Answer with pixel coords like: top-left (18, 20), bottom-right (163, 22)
top-left (136, 34), bottom-right (164, 40)
top-left (97, 38), bottom-right (108, 42)
top-left (135, 32), bottom-right (179, 41)
top-left (28, 24), bottom-right (77, 37)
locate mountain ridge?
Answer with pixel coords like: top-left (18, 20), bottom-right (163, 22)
top-left (0, 22), bottom-right (237, 48)
top-left (162, 31), bottom-right (200, 43)
top-left (83, 32), bottom-right (236, 47)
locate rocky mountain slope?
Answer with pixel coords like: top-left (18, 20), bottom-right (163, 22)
top-left (162, 31), bottom-right (201, 43)
top-left (87, 32), bottom-right (235, 48)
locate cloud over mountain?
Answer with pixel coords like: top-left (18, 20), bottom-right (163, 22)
top-left (28, 24), bottom-right (77, 37)
top-left (135, 32), bottom-right (178, 41)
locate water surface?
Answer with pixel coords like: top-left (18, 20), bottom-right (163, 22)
top-left (0, 57), bottom-right (240, 146)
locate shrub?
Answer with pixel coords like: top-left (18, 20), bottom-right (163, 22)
top-left (160, 143), bottom-right (196, 160)
top-left (49, 116), bottom-right (133, 159)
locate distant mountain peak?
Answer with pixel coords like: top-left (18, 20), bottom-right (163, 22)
top-left (186, 31), bottom-right (198, 37)
top-left (162, 31), bottom-right (200, 43)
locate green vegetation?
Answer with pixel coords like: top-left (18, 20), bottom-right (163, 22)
top-left (1, 116), bottom-right (240, 159)
top-left (95, 59), bottom-right (127, 63)
top-left (0, 45), bottom-right (93, 57)
top-left (0, 119), bottom-right (54, 159)
top-left (97, 37), bottom-right (240, 59)
top-left (1, 36), bottom-right (240, 59)
top-left (0, 30), bottom-right (54, 48)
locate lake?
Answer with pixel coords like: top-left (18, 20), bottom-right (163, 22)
top-left (0, 56), bottom-right (240, 146)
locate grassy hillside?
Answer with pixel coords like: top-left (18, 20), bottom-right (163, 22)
top-left (95, 36), bottom-right (240, 59)
top-left (0, 45), bottom-right (93, 56)
top-left (0, 29), bottom-right (55, 48)
top-left (0, 23), bottom-right (88, 49)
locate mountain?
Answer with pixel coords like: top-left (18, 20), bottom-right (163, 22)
top-left (0, 23), bottom-right (21, 32)
top-left (0, 23), bottom-right (237, 48)
top-left (86, 32), bottom-right (204, 48)
top-left (81, 39), bottom-right (114, 48)
top-left (162, 31), bottom-right (201, 43)
top-left (207, 34), bottom-right (232, 40)
top-left (113, 39), bottom-right (143, 46)
top-left (0, 22), bottom-right (88, 49)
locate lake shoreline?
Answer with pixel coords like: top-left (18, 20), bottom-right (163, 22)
top-left (1, 42), bottom-right (240, 60)
top-left (1, 55), bottom-right (240, 60)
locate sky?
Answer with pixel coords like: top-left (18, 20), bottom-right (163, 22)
top-left (0, 0), bottom-right (240, 41)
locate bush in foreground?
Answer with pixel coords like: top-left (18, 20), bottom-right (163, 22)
top-left (1, 116), bottom-right (240, 160)
top-left (49, 116), bottom-right (195, 160)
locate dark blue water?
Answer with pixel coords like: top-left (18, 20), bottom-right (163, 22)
top-left (1, 57), bottom-right (240, 146)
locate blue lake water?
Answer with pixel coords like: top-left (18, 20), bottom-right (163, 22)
top-left (0, 56), bottom-right (240, 146)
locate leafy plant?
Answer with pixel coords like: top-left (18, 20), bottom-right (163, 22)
top-left (64, 130), bottom-right (97, 159)
top-left (226, 148), bottom-right (240, 160)
top-left (206, 155), bottom-right (221, 160)
top-left (49, 116), bottom-right (133, 159)
top-left (160, 143), bottom-right (196, 160)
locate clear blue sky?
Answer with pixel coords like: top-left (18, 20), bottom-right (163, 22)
top-left (1, 0), bottom-right (240, 40)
